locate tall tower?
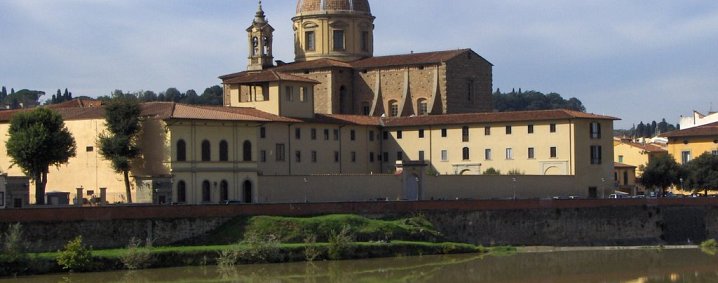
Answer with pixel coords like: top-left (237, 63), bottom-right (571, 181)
top-left (293, 0), bottom-right (375, 62)
top-left (247, 1), bottom-right (275, 71)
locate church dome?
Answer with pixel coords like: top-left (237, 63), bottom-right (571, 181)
top-left (296, 0), bottom-right (371, 15)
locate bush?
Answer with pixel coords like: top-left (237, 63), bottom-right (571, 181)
top-left (701, 239), bottom-right (717, 249)
top-left (483, 168), bottom-right (501, 175)
top-left (239, 232), bottom-right (281, 263)
top-left (303, 234), bottom-right (322, 262)
top-left (328, 225), bottom-right (354, 260)
top-left (56, 236), bottom-right (93, 272)
top-left (216, 247), bottom-right (240, 267)
top-left (1, 223), bottom-right (28, 263)
top-left (120, 237), bottom-right (153, 270)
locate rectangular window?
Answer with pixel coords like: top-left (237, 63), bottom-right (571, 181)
top-left (305, 31), bottom-right (315, 51)
top-left (312, 151), bottom-right (317, 163)
top-left (618, 155), bottom-right (624, 163)
top-left (463, 147), bottom-right (470, 160)
top-left (295, 151), bottom-right (302, 163)
top-left (550, 147), bottom-right (557, 158)
top-left (334, 151), bottom-right (340, 163)
top-left (350, 130), bottom-right (356, 141)
top-left (295, 128), bottom-right (301, 140)
top-left (681, 151), bottom-right (692, 164)
top-left (333, 129), bottom-right (339, 141)
top-left (484, 126), bottom-right (491, 136)
top-left (713, 150), bottom-right (718, 156)
top-left (351, 151), bottom-right (357, 162)
top-left (86, 146), bottom-right (94, 152)
top-left (276, 144), bottom-right (286, 161)
top-left (377, 152), bottom-right (382, 162)
top-left (419, 129), bottom-right (425, 138)
top-left (550, 123), bottom-right (557, 133)
top-left (441, 128), bottom-right (447, 137)
top-left (311, 128), bottom-right (317, 140)
top-left (361, 31), bottom-right (369, 51)
top-left (462, 126), bottom-right (470, 142)
top-left (397, 130), bottom-right (403, 139)
top-left (590, 145), bottom-right (602, 165)
top-left (528, 147), bottom-right (535, 159)
top-left (590, 122), bottom-right (602, 139)
top-left (370, 152), bottom-right (375, 162)
top-left (419, 151), bottom-right (425, 161)
top-left (285, 86), bottom-right (293, 101)
top-left (369, 131), bottom-right (375, 141)
top-left (383, 152), bottom-right (389, 162)
top-left (260, 150), bottom-right (267, 162)
top-left (324, 129), bottom-right (330, 140)
top-left (418, 100), bottom-right (428, 116)
top-left (506, 148), bottom-right (513, 160)
top-left (485, 149), bottom-right (492, 160)
top-left (260, 127), bottom-right (266, 139)
top-left (441, 150), bottom-right (448, 161)
top-left (397, 151), bottom-right (403, 161)
top-left (0, 192), bottom-right (4, 207)
top-left (300, 87), bottom-right (308, 102)
top-left (506, 126), bottom-right (512, 135)
top-left (383, 131), bottom-right (389, 140)
top-left (363, 104), bottom-right (371, 115)
top-left (528, 124), bottom-right (534, 134)
top-left (623, 171), bottom-right (629, 186)
top-left (333, 30), bottom-right (345, 50)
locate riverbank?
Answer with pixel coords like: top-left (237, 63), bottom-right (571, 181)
top-left (0, 214), bottom-right (494, 277)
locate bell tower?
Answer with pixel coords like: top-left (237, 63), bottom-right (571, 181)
top-left (247, 1), bottom-right (274, 71)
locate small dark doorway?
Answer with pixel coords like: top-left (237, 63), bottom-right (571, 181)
top-left (220, 180), bottom-right (229, 203)
top-left (588, 187), bottom-right (598, 199)
top-left (13, 198), bottom-right (22, 208)
top-left (243, 180), bottom-right (253, 204)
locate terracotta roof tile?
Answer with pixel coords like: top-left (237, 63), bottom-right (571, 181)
top-left (614, 162), bottom-right (637, 169)
top-left (273, 58), bottom-right (353, 72)
top-left (662, 122), bottom-right (718, 138)
top-left (351, 49), bottom-right (488, 69)
top-left (46, 98), bottom-right (103, 109)
top-left (302, 114), bottom-right (382, 126)
top-left (619, 142), bottom-right (667, 153)
top-left (382, 109), bottom-right (619, 127)
top-left (220, 70), bottom-right (319, 84)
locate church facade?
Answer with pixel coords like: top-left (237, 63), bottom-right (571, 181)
top-left (221, 0), bottom-right (493, 118)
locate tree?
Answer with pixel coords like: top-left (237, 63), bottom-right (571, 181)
top-left (6, 108), bottom-right (77, 205)
top-left (201, 85), bottom-right (224, 105)
top-left (98, 97), bottom-right (142, 203)
top-left (683, 153), bottom-right (718, 196)
top-left (639, 154), bottom-right (682, 197)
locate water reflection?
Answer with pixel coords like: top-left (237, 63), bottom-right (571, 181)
top-left (3, 249), bottom-right (718, 283)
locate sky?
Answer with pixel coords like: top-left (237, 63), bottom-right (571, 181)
top-left (1, 0), bottom-right (717, 129)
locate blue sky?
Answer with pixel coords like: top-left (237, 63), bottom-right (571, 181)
top-left (1, 0), bottom-right (717, 129)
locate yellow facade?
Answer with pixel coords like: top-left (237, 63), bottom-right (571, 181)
top-left (613, 142), bottom-right (667, 176)
top-left (666, 137), bottom-right (718, 165)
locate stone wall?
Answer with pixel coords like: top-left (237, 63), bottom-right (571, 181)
top-left (3, 199), bottom-right (718, 252)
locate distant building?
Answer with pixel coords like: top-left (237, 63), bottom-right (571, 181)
top-left (679, 110), bottom-right (718, 130)
top-left (613, 140), bottom-right (667, 176)
top-left (662, 121), bottom-right (718, 165)
top-left (613, 162), bottom-right (638, 195)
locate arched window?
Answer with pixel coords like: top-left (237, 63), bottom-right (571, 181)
top-left (389, 100), bottom-right (398, 117)
top-left (463, 147), bottom-right (470, 160)
top-left (418, 99), bottom-right (428, 116)
top-left (202, 180), bottom-right (211, 203)
top-left (176, 140), bottom-right (186, 161)
top-left (243, 180), bottom-right (253, 204)
top-left (219, 140), bottom-right (229, 162)
top-left (201, 140), bottom-right (211, 161)
top-left (177, 181), bottom-right (186, 203)
top-left (462, 126), bottom-right (470, 142)
top-left (243, 141), bottom-right (252, 161)
top-left (220, 180), bottom-right (229, 202)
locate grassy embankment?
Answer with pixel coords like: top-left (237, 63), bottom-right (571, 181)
top-left (1, 214), bottom-right (507, 276)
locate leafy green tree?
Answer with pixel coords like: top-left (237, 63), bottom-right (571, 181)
top-left (201, 85), bottom-right (224, 105)
top-left (639, 154), bottom-right (682, 197)
top-left (683, 153), bottom-right (718, 195)
top-left (98, 97), bottom-right (142, 203)
top-left (492, 89), bottom-right (585, 112)
top-left (6, 108), bottom-right (77, 205)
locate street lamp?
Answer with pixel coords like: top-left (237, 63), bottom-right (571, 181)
top-left (512, 177), bottom-right (517, 200)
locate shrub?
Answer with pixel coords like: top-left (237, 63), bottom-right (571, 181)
top-left (506, 169), bottom-right (524, 175)
top-left (120, 237), bottom-right (153, 270)
top-left (239, 232), bottom-right (281, 263)
top-left (56, 236), bottom-right (93, 272)
top-left (216, 247), bottom-right (240, 267)
top-left (328, 225), bottom-right (354, 260)
top-left (1, 223), bottom-right (28, 263)
top-left (483, 168), bottom-right (501, 175)
top-left (701, 239), bottom-right (717, 249)
top-left (303, 234), bottom-right (322, 262)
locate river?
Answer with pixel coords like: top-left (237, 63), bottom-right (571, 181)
top-left (3, 248), bottom-right (718, 282)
